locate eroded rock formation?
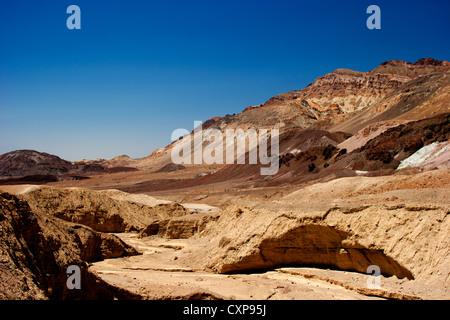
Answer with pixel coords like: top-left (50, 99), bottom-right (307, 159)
top-left (0, 192), bottom-right (138, 299)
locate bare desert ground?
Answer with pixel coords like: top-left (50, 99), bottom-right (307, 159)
top-left (1, 167), bottom-right (448, 300)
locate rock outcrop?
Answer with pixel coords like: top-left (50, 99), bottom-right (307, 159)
top-left (0, 150), bottom-right (75, 177)
top-left (0, 150), bottom-right (139, 181)
top-left (196, 169), bottom-right (449, 299)
top-left (144, 58), bottom-right (448, 175)
top-left (14, 186), bottom-right (188, 233)
top-left (0, 192), bottom-right (138, 299)
top-left (332, 71), bottom-right (450, 134)
top-left (139, 212), bottom-right (220, 239)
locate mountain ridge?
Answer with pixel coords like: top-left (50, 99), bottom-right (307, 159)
top-left (1, 57), bottom-right (449, 178)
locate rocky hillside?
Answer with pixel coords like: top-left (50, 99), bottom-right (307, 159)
top-left (332, 71), bottom-right (450, 133)
top-left (0, 192), bottom-right (138, 299)
top-left (368, 58), bottom-right (450, 77)
top-left (122, 112), bottom-right (448, 193)
top-left (0, 150), bottom-right (76, 177)
top-left (0, 150), bottom-right (139, 182)
top-left (198, 58), bottom-right (449, 132)
top-left (136, 58), bottom-right (448, 175)
top-left (292, 57), bottom-right (449, 114)
top-left (1, 58), bottom-right (448, 178)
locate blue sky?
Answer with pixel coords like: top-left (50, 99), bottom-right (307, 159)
top-left (1, 0), bottom-right (449, 160)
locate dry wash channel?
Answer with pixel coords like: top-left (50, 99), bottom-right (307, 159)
top-left (1, 171), bottom-right (448, 300)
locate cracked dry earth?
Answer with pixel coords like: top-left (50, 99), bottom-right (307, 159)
top-left (89, 234), bottom-right (384, 300)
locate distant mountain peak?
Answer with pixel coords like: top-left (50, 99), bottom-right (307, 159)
top-left (0, 150), bottom-right (73, 177)
top-left (370, 57), bottom-right (450, 76)
top-left (379, 58), bottom-right (449, 67)
top-left (414, 57), bottom-right (450, 66)
top-left (222, 57), bottom-right (449, 128)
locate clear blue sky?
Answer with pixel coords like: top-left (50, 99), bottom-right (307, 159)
top-left (1, 0), bottom-right (449, 160)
